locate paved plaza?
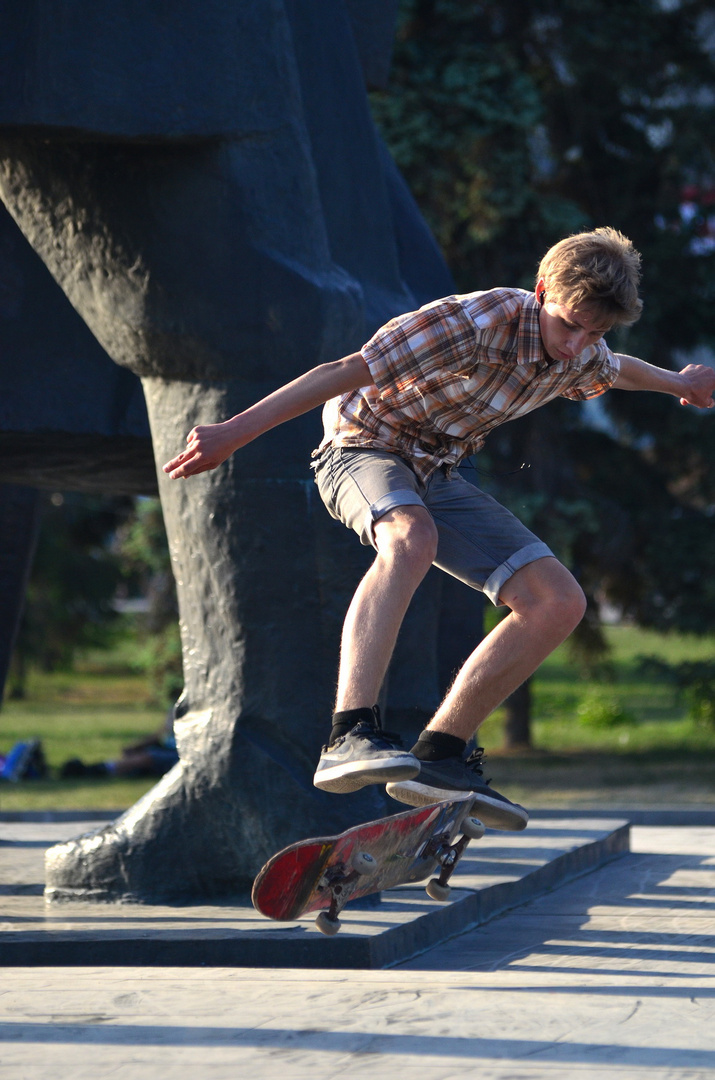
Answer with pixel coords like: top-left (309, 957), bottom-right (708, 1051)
top-left (2, 817), bottom-right (714, 1078)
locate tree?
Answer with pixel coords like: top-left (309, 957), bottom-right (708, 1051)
top-left (372, 0), bottom-right (715, 744)
top-left (114, 497), bottom-right (182, 705)
top-left (8, 493), bottom-right (181, 707)
top-left (8, 492), bottom-right (132, 695)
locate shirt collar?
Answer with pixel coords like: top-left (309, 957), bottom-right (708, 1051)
top-left (518, 292), bottom-right (548, 365)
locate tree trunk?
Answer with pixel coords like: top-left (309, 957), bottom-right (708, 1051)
top-left (0, 484), bottom-right (41, 706)
top-left (503, 678), bottom-right (532, 750)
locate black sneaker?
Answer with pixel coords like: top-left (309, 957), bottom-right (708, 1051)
top-left (313, 718), bottom-right (420, 794)
top-left (386, 747), bottom-right (528, 831)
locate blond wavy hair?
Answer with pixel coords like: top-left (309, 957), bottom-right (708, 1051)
top-left (537, 227), bottom-right (643, 326)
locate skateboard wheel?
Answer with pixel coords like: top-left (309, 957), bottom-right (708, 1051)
top-left (352, 851), bottom-right (377, 875)
top-left (462, 816), bottom-right (485, 840)
top-left (315, 911), bottom-right (341, 936)
top-left (425, 878), bottom-right (451, 902)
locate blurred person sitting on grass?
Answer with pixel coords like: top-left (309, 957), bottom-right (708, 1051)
top-left (60, 707), bottom-right (178, 780)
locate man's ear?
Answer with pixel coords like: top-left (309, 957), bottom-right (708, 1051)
top-left (536, 277), bottom-right (546, 305)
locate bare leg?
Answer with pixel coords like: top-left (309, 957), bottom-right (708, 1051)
top-left (314, 505), bottom-right (437, 793)
top-left (427, 557), bottom-right (586, 741)
top-left (335, 505), bottom-right (438, 711)
top-left (383, 557), bottom-right (585, 826)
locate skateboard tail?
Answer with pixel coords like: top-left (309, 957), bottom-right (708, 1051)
top-left (252, 841), bottom-right (334, 921)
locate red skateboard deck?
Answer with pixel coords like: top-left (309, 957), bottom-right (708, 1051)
top-left (251, 797), bottom-right (485, 935)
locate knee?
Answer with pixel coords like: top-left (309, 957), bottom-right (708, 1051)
top-left (505, 559), bottom-right (587, 634)
top-left (547, 575), bottom-right (587, 633)
top-left (374, 506), bottom-right (438, 574)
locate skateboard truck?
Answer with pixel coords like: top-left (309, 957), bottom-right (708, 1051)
top-left (315, 850), bottom-right (377, 935)
top-left (314, 815), bottom-right (484, 931)
top-left (423, 814), bottom-right (485, 902)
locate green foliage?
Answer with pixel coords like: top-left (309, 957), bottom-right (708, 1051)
top-left (9, 494), bottom-right (182, 708)
top-left (521, 623), bottom-right (715, 763)
top-left (114, 497), bottom-right (182, 706)
top-left (496, 489), bottom-right (602, 571)
top-left (373, 1), bottom-right (545, 274)
top-left (117, 497), bottom-right (171, 577)
top-left (115, 497), bottom-right (178, 633)
top-left (576, 691), bottom-right (636, 730)
top-left (9, 493), bottom-right (133, 694)
top-left (372, 0), bottom-right (578, 287)
top-left (684, 678), bottom-right (715, 728)
top-left (126, 618), bottom-right (183, 707)
top-left (637, 655), bottom-right (715, 728)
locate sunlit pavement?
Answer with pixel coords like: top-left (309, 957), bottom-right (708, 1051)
top-left (2, 823), bottom-right (714, 1079)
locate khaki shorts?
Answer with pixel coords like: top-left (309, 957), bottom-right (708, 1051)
top-left (313, 447), bottom-right (554, 606)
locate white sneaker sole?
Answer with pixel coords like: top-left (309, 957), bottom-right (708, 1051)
top-left (314, 757), bottom-right (420, 794)
top-left (386, 780), bottom-right (529, 831)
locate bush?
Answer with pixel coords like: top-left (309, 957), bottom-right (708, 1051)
top-left (683, 677), bottom-right (715, 729)
top-left (637, 656), bottom-right (715, 729)
top-left (577, 693), bottom-right (635, 729)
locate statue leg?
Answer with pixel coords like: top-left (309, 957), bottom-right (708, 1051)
top-left (46, 384), bottom-right (384, 900)
top-left (0, 135), bottom-right (390, 901)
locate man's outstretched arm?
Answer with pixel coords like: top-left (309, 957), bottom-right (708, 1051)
top-left (614, 354), bottom-right (715, 408)
top-left (163, 352), bottom-right (372, 479)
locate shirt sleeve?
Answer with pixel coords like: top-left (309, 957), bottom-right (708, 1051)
top-left (560, 343), bottom-right (621, 401)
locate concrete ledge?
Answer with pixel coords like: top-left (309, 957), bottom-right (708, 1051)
top-left (531, 807), bottom-right (715, 827)
top-left (0, 815), bottom-right (629, 969)
top-left (0, 810), bottom-right (122, 822)
top-left (3, 806), bottom-right (712, 825)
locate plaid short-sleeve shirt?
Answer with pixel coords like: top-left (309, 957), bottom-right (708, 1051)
top-left (317, 288), bottom-right (620, 482)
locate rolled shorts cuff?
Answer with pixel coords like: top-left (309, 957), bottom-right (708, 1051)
top-left (365, 488), bottom-right (425, 546)
top-left (482, 541), bottom-right (555, 606)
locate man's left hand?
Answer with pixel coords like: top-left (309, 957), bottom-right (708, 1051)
top-left (678, 364), bottom-right (715, 408)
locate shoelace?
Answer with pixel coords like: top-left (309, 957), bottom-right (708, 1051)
top-left (464, 747), bottom-right (491, 785)
top-left (352, 719), bottom-right (405, 749)
top-left (323, 715), bottom-right (406, 754)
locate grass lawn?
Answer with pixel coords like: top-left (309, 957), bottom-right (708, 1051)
top-left (481, 624), bottom-right (715, 807)
top-left (1, 624), bottom-right (714, 812)
top-left (0, 648), bottom-right (166, 812)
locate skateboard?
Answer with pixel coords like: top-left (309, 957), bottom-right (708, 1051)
top-left (251, 797), bottom-right (485, 935)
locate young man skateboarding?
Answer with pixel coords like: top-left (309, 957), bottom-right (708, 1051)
top-left (164, 227), bottom-right (715, 831)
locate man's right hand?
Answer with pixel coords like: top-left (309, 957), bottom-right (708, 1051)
top-left (162, 421), bottom-right (242, 479)
top-left (162, 352), bottom-right (372, 480)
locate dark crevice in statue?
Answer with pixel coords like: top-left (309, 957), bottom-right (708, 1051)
top-left (0, 0), bottom-right (463, 901)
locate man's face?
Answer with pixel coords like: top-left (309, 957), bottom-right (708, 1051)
top-left (537, 278), bottom-right (613, 362)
